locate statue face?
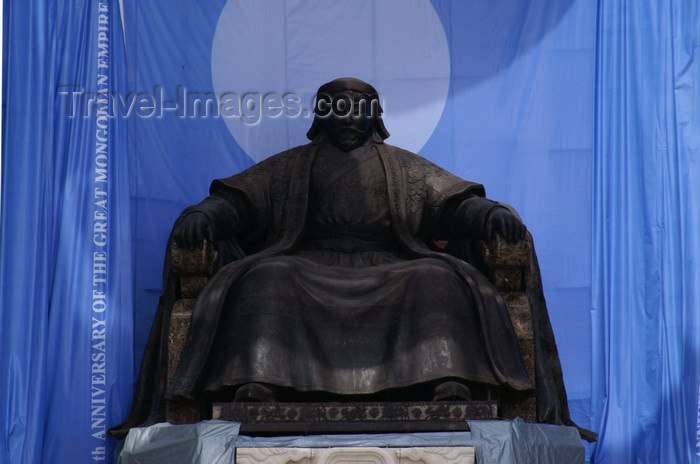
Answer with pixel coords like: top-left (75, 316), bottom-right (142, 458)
top-left (322, 91), bottom-right (373, 152)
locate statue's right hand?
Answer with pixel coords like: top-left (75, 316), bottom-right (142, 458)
top-left (172, 212), bottom-right (215, 250)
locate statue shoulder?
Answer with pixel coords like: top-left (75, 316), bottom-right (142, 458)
top-left (379, 143), bottom-right (484, 213)
top-left (381, 143), bottom-right (455, 180)
top-left (381, 143), bottom-right (421, 161)
top-left (259, 144), bottom-right (311, 166)
top-left (212, 144), bottom-right (312, 191)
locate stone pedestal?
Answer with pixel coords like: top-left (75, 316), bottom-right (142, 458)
top-left (213, 401), bottom-right (497, 434)
top-left (236, 446), bottom-right (475, 464)
top-left (116, 419), bottom-right (585, 464)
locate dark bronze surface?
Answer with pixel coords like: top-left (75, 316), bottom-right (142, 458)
top-left (212, 401), bottom-right (496, 434)
top-left (109, 78), bottom-right (594, 442)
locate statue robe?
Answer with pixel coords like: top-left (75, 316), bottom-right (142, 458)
top-left (167, 137), bottom-right (534, 400)
top-left (189, 139), bottom-right (533, 396)
top-left (109, 136), bottom-right (590, 439)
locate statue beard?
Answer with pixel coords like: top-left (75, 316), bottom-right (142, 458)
top-left (327, 126), bottom-right (371, 152)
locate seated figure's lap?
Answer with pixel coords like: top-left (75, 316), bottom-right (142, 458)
top-left (204, 251), bottom-right (494, 394)
top-left (230, 253), bottom-right (469, 316)
top-left (239, 253), bottom-right (463, 285)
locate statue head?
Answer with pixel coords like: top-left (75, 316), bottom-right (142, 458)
top-left (306, 78), bottom-right (390, 151)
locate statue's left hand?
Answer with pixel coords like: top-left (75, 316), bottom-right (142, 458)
top-left (172, 212), bottom-right (215, 250)
top-left (486, 208), bottom-right (526, 243)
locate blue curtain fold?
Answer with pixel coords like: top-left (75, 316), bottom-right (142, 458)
top-left (3, 1), bottom-right (597, 462)
top-left (3, 0), bottom-right (699, 462)
top-left (1, 1), bottom-right (133, 463)
top-left (592, 1), bottom-right (700, 462)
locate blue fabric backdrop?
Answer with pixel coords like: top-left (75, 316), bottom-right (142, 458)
top-left (0, 1), bottom-right (697, 463)
top-left (1, 1), bottom-right (133, 462)
top-left (592, 1), bottom-right (700, 463)
top-left (121, 2), bottom-right (595, 444)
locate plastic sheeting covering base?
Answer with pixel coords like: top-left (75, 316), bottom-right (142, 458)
top-left (115, 419), bottom-right (584, 464)
top-left (468, 418), bottom-right (584, 463)
top-left (117, 421), bottom-right (240, 464)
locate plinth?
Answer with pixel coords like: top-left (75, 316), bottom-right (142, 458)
top-left (212, 401), bottom-right (497, 434)
top-left (235, 446), bottom-right (476, 463)
top-left (116, 419), bottom-right (586, 464)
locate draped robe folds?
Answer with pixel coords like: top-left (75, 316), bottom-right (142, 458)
top-left (109, 136), bottom-right (585, 438)
top-left (168, 137), bottom-right (534, 399)
top-left (191, 139), bottom-right (533, 396)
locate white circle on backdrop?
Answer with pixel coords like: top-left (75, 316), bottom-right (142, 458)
top-left (212, 0), bottom-right (450, 163)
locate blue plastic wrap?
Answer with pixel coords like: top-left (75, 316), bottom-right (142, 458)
top-left (468, 419), bottom-right (584, 463)
top-left (118, 422), bottom-right (240, 464)
top-left (116, 420), bottom-right (584, 464)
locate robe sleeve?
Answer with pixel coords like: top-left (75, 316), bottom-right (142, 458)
top-left (175, 189), bottom-right (251, 240)
top-left (439, 195), bottom-right (511, 239)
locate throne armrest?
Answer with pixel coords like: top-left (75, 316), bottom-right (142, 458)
top-left (477, 234), bottom-right (531, 292)
top-left (476, 234), bottom-right (536, 421)
top-left (166, 242), bottom-right (219, 423)
top-left (170, 242), bottom-right (219, 298)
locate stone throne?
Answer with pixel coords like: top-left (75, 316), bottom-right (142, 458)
top-left (165, 217), bottom-right (541, 434)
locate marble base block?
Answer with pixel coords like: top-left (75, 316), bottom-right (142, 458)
top-left (236, 446), bottom-right (475, 464)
